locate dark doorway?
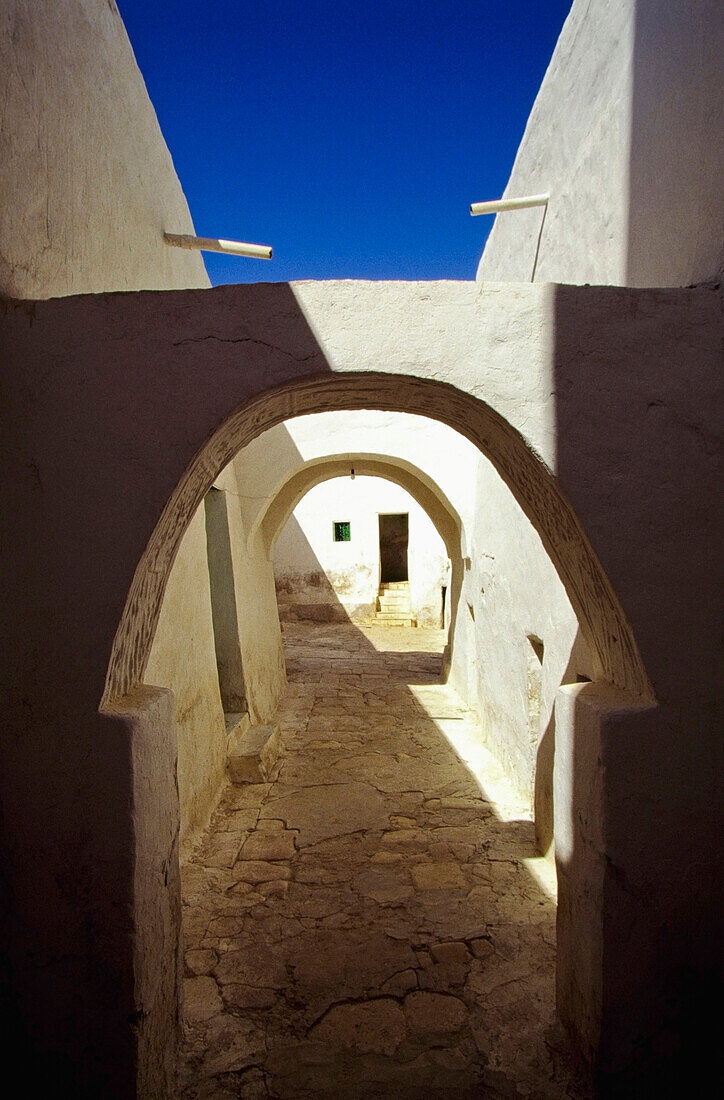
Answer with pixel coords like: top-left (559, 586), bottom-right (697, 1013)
top-left (379, 512), bottom-right (409, 582)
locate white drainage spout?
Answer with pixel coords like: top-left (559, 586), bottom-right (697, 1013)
top-left (470, 193), bottom-right (549, 216)
top-left (164, 233), bottom-right (272, 259)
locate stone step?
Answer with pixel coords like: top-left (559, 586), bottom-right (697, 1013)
top-left (227, 722), bottom-right (281, 784)
top-left (374, 615), bottom-right (416, 627)
top-left (377, 596), bottom-right (411, 610)
top-left (376, 579), bottom-right (414, 626)
top-left (225, 711), bottom-right (250, 740)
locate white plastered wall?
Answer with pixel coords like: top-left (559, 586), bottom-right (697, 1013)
top-left (221, 459), bottom-right (287, 725)
top-left (449, 449), bottom-right (592, 844)
top-left (0, 0), bottom-right (209, 298)
top-left (476, 0), bottom-right (724, 287)
top-left (145, 459), bottom-right (286, 852)
top-left (5, 274), bottom-right (719, 1092)
top-left (2, 0), bottom-right (228, 856)
top-left (144, 509), bottom-right (227, 853)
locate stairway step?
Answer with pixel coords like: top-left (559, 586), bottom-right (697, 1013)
top-left (225, 711), bottom-right (250, 739)
top-left (227, 722), bottom-right (280, 784)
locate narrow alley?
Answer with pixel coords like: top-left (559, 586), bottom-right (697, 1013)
top-left (178, 624), bottom-right (587, 1099)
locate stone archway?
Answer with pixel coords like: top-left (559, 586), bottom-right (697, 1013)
top-left (104, 372), bottom-right (652, 708)
top-left (99, 370), bottom-right (656, 1091)
top-left (252, 452), bottom-right (462, 562)
top-left (89, 361), bottom-right (656, 1096)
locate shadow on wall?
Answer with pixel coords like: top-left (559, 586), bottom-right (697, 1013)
top-left (273, 513), bottom-right (355, 624)
top-left (552, 281), bottom-right (722, 1090)
top-left (627, 0), bottom-right (724, 286)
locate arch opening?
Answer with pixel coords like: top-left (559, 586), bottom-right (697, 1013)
top-left (104, 372), bottom-right (653, 709)
top-left (273, 472), bottom-right (451, 632)
top-left (257, 451), bottom-right (463, 650)
top-left (101, 371), bottom-right (657, 1095)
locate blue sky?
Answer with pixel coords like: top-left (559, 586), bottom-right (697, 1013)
top-left (118, 1), bottom-right (571, 284)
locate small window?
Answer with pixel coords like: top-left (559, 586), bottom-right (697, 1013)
top-left (333, 521), bottom-right (351, 542)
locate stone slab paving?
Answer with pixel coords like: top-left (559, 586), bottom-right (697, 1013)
top-left (178, 624), bottom-right (589, 1099)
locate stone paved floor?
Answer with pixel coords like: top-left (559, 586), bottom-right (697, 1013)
top-left (178, 624), bottom-right (588, 1099)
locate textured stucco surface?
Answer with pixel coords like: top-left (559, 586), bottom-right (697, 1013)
top-left (0, 0), bottom-right (209, 297)
top-left (449, 450), bottom-right (592, 821)
top-left (145, 508), bottom-right (228, 855)
top-left (477, 0), bottom-right (724, 287)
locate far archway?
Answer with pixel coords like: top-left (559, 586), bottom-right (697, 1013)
top-left (254, 452), bottom-right (464, 661)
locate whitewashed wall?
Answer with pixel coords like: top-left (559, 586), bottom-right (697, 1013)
top-left (144, 509), bottom-right (227, 853)
top-left (0, 0), bottom-right (218, 854)
top-left (450, 450), bottom-right (592, 844)
top-left (476, 0), bottom-right (723, 287)
top-left (145, 459), bottom-right (286, 852)
top-left (0, 0), bottom-right (209, 298)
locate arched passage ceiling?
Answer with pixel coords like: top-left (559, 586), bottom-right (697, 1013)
top-left (105, 368), bottom-right (652, 704)
top-left (224, 409), bottom-right (482, 547)
top-left (253, 453), bottom-right (463, 561)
